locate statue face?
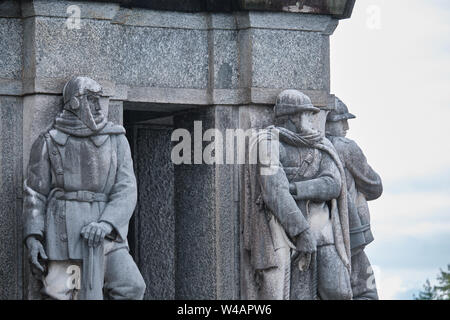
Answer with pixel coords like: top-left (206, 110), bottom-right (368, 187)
top-left (63, 77), bottom-right (105, 131)
top-left (73, 90), bottom-right (103, 131)
top-left (289, 111), bottom-right (316, 134)
top-left (85, 92), bottom-right (102, 117)
top-left (326, 119), bottom-right (349, 137)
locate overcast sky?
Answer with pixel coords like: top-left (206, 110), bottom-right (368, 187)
top-left (330, 0), bottom-right (450, 299)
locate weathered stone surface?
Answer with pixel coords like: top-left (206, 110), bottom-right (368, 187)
top-left (72, 0), bottom-right (355, 19)
top-left (31, 15), bottom-right (209, 89)
top-left (251, 28), bottom-right (330, 90)
top-left (21, 6), bottom-right (336, 106)
top-left (174, 110), bottom-right (217, 299)
top-left (236, 11), bottom-right (338, 33)
top-left (0, 96), bottom-right (23, 300)
top-left (108, 100), bottom-right (123, 125)
top-left (112, 7), bottom-right (208, 29)
top-left (241, 0), bottom-right (355, 19)
top-left (21, 0), bottom-right (120, 20)
top-left (22, 95), bottom-right (62, 170)
top-left (112, 26), bottom-right (209, 89)
top-left (213, 106), bottom-right (241, 299)
top-left (213, 30), bottom-right (239, 89)
top-left (0, 18), bottom-right (23, 80)
top-left (174, 106), bottom-right (240, 299)
top-left (33, 17), bottom-right (113, 82)
top-left (130, 126), bottom-right (175, 300)
top-left (239, 104), bottom-right (273, 130)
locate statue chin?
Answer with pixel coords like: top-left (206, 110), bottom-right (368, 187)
top-left (301, 128), bottom-right (319, 136)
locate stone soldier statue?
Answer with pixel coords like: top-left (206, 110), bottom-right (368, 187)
top-left (325, 97), bottom-right (383, 300)
top-left (243, 90), bottom-right (352, 300)
top-left (23, 76), bottom-right (146, 300)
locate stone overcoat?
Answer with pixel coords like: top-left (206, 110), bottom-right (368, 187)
top-left (243, 130), bottom-right (350, 274)
top-left (23, 121), bottom-right (137, 262)
top-left (328, 136), bottom-right (383, 253)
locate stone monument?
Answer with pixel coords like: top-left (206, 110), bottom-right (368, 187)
top-left (23, 76), bottom-right (146, 299)
top-left (0, 0), bottom-right (357, 299)
top-left (243, 90), bottom-right (352, 300)
top-left (326, 97), bottom-right (383, 300)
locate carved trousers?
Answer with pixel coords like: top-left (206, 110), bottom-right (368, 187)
top-left (258, 246), bottom-right (291, 300)
top-left (350, 248), bottom-right (378, 300)
top-left (289, 245), bottom-right (352, 300)
top-left (41, 242), bottom-right (146, 300)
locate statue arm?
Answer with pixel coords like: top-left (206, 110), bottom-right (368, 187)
top-left (99, 134), bottom-right (137, 242)
top-left (258, 141), bottom-right (310, 238)
top-left (345, 140), bottom-right (383, 201)
top-left (292, 152), bottom-right (341, 201)
top-left (23, 135), bottom-right (52, 242)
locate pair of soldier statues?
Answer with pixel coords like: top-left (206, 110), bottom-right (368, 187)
top-left (23, 77), bottom-right (382, 300)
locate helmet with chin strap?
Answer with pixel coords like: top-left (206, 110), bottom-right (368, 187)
top-left (62, 76), bottom-right (104, 131)
top-left (274, 89), bottom-right (320, 118)
top-left (327, 97), bottom-right (356, 122)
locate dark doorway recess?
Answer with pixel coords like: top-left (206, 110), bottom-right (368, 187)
top-left (124, 108), bottom-right (176, 300)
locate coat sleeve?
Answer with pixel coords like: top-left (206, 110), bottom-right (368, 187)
top-left (344, 139), bottom-right (383, 201)
top-left (23, 134), bottom-right (52, 242)
top-left (99, 134), bottom-right (137, 242)
top-left (293, 151), bottom-right (342, 202)
top-left (258, 138), bottom-right (309, 238)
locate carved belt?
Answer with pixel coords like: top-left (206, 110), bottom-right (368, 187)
top-left (55, 190), bottom-right (108, 203)
top-left (349, 223), bottom-right (371, 234)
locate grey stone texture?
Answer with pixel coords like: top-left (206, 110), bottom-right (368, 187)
top-left (213, 30), bottom-right (239, 89)
top-left (0, 16), bottom-right (23, 96)
top-left (129, 126), bottom-right (175, 299)
top-left (56, 0), bottom-right (355, 19)
top-left (0, 96), bottom-right (23, 300)
top-left (113, 27), bottom-right (209, 89)
top-left (16, 2), bottom-right (339, 107)
top-left (251, 29), bottom-right (330, 90)
top-left (174, 106), bottom-right (240, 299)
top-left (0, 0), bottom-right (352, 299)
top-left (0, 18), bottom-right (22, 80)
top-left (108, 100), bottom-right (123, 125)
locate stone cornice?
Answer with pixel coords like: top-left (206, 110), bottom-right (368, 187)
top-left (55, 0), bottom-right (355, 19)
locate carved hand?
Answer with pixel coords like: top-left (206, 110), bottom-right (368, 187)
top-left (289, 183), bottom-right (296, 195)
top-left (26, 236), bottom-right (48, 277)
top-left (81, 221), bottom-right (113, 248)
top-left (293, 228), bottom-right (317, 271)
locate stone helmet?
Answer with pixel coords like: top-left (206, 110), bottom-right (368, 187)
top-left (62, 76), bottom-right (104, 131)
top-left (327, 97), bottom-right (356, 122)
top-left (274, 89), bottom-right (320, 118)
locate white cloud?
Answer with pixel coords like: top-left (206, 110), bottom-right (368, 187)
top-left (331, 0), bottom-right (450, 300)
top-left (369, 191), bottom-right (450, 239)
top-left (374, 267), bottom-right (441, 300)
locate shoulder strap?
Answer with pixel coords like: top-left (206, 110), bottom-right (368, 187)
top-left (102, 134), bottom-right (118, 195)
top-left (44, 132), bottom-right (65, 189)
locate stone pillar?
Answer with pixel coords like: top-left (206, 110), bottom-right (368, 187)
top-left (0, 0), bottom-right (23, 300)
top-left (174, 105), bottom-right (240, 299)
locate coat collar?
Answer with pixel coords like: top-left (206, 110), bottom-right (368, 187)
top-left (49, 129), bottom-right (110, 147)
